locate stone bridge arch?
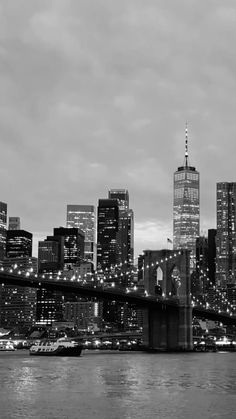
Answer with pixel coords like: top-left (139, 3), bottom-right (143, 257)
top-left (142, 249), bottom-right (192, 351)
top-left (143, 249), bottom-right (191, 305)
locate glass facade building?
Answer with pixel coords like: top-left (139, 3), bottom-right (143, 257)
top-left (108, 189), bottom-right (134, 269)
top-left (216, 182), bottom-right (236, 287)
top-left (173, 130), bottom-right (199, 268)
top-left (66, 205), bottom-right (95, 265)
top-left (97, 199), bottom-right (119, 271)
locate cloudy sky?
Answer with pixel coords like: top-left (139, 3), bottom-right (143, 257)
top-left (0, 0), bottom-right (236, 258)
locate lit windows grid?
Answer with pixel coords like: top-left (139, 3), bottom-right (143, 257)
top-left (173, 167), bottom-right (200, 252)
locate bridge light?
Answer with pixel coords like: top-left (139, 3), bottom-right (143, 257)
top-left (14, 264), bottom-right (18, 269)
top-left (0, 267), bottom-right (4, 271)
top-left (18, 271), bottom-right (21, 275)
top-left (10, 269), bottom-right (13, 273)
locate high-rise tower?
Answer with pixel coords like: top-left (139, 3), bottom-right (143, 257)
top-left (108, 189), bottom-right (134, 270)
top-left (216, 182), bottom-right (236, 287)
top-left (0, 201), bottom-right (7, 260)
top-left (66, 205), bottom-right (95, 265)
top-left (173, 125), bottom-right (200, 267)
top-left (97, 199), bottom-right (119, 271)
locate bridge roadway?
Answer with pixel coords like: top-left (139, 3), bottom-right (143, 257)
top-left (1, 271), bottom-right (236, 326)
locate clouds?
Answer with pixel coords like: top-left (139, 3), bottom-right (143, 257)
top-left (0, 0), bottom-right (236, 256)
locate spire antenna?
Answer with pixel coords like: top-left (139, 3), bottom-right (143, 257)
top-left (185, 122), bottom-right (189, 167)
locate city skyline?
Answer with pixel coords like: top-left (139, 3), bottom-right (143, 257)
top-left (1, 1), bottom-right (236, 257)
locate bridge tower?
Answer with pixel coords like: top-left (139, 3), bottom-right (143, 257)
top-left (142, 249), bottom-right (193, 351)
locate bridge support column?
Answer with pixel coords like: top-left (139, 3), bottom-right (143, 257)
top-left (142, 305), bottom-right (193, 351)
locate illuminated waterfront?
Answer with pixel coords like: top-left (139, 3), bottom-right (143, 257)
top-left (0, 351), bottom-right (235, 419)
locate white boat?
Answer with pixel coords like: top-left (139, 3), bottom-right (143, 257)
top-left (29, 338), bottom-right (83, 357)
top-left (0, 339), bottom-right (15, 351)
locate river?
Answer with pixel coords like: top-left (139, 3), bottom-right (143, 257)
top-left (0, 350), bottom-right (235, 419)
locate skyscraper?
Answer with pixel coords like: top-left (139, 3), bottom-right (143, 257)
top-left (0, 201), bottom-right (7, 260)
top-left (216, 182), bottom-right (236, 287)
top-left (173, 126), bottom-right (200, 268)
top-left (1, 226), bottom-right (37, 331)
top-left (108, 189), bottom-right (134, 270)
top-left (97, 199), bottom-right (119, 271)
top-left (53, 227), bottom-right (85, 269)
top-left (66, 205), bottom-right (95, 265)
top-left (6, 230), bottom-right (32, 258)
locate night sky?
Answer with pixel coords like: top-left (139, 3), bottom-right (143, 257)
top-left (0, 0), bottom-right (235, 258)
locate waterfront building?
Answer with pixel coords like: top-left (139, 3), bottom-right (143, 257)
top-left (216, 182), bottom-right (236, 287)
top-left (66, 205), bottom-right (95, 265)
top-left (36, 228), bottom-right (85, 326)
top-left (6, 230), bottom-right (32, 258)
top-left (0, 201), bottom-right (7, 260)
top-left (8, 217), bottom-right (21, 230)
top-left (63, 300), bottom-right (102, 330)
top-left (0, 256), bottom-right (37, 331)
top-left (173, 126), bottom-right (200, 269)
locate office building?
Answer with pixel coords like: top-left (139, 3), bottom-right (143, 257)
top-left (108, 189), bottom-right (129, 210)
top-left (173, 126), bottom-right (200, 268)
top-left (0, 201), bottom-right (7, 260)
top-left (53, 227), bottom-right (85, 269)
top-left (38, 237), bottom-right (64, 273)
top-left (64, 300), bottom-right (102, 330)
top-left (97, 199), bottom-right (119, 271)
top-left (108, 189), bottom-right (134, 271)
top-left (208, 229), bottom-right (216, 285)
top-left (0, 256), bottom-right (37, 330)
top-left (8, 217), bottom-right (21, 230)
top-left (6, 230), bottom-right (32, 258)
top-left (216, 182), bottom-right (236, 287)
top-left (67, 205), bottom-right (95, 265)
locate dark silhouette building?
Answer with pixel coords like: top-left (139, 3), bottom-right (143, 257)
top-left (6, 230), bottom-right (32, 258)
top-left (0, 201), bottom-right (7, 260)
top-left (208, 229), bottom-right (216, 285)
top-left (216, 182), bottom-right (236, 287)
top-left (108, 189), bottom-right (134, 278)
top-left (97, 199), bottom-right (119, 272)
top-left (53, 227), bottom-right (85, 269)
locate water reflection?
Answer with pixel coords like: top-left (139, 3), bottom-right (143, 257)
top-left (0, 352), bottom-right (235, 419)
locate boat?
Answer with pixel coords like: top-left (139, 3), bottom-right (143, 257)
top-left (0, 339), bottom-right (15, 351)
top-left (29, 338), bottom-right (83, 357)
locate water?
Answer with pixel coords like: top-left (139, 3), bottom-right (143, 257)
top-left (0, 350), bottom-right (236, 419)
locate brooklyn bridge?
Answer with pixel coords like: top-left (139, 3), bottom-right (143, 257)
top-left (1, 249), bottom-right (236, 351)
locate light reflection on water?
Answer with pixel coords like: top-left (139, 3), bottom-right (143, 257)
top-left (0, 351), bottom-right (236, 419)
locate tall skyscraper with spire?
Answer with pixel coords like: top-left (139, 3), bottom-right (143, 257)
top-left (173, 125), bottom-right (200, 267)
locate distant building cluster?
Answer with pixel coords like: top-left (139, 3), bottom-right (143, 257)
top-left (0, 128), bottom-right (236, 333)
top-left (0, 189), bottom-right (136, 333)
